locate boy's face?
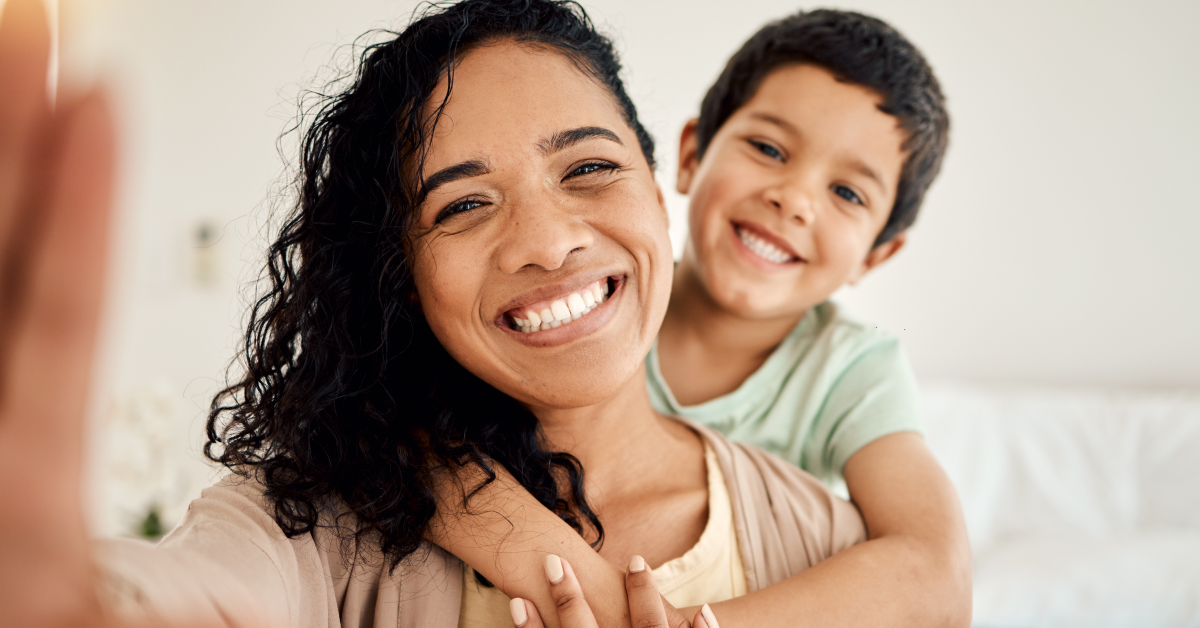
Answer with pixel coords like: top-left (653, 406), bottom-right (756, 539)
top-left (677, 64), bottom-right (908, 320)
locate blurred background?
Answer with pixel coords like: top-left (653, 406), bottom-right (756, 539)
top-left (20, 0), bottom-right (1200, 625)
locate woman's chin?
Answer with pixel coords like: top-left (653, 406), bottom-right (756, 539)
top-left (490, 351), bottom-right (648, 414)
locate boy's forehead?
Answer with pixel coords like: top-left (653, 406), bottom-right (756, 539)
top-left (736, 64), bottom-right (908, 186)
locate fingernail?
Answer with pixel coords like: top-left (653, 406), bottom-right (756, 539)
top-left (509, 598), bottom-right (528, 627)
top-left (701, 604), bottom-right (720, 628)
top-left (544, 554), bottom-right (564, 584)
top-left (628, 555), bottom-right (646, 573)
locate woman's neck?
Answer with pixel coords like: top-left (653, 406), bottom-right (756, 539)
top-left (531, 364), bottom-right (708, 567)
top-left (656, 259), bottom-right (806, 406)
top-left (534, 364), bottom-right (696, 491)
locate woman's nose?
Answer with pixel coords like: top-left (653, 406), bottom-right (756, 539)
top-left (496, 196), bottom-right (594, 273)
top-left (763, 178), bottom-right (817, 225)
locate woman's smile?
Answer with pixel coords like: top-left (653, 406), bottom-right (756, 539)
top-left (502, 275), bottom-right (619, 336)
top-left (495, 273), bottom-right (626, 350)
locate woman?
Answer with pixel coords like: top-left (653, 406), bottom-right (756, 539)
top-left (0, 1), bottom-right (863, 626)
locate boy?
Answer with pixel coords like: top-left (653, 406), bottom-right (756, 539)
top-left (434, 9), bottom-right (970, 628)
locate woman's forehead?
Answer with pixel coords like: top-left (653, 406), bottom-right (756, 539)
top-left (424, 41), bottom-right (631, 166)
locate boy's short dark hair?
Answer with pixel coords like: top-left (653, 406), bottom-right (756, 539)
top-left (696, 9), bottom-right (949, 247)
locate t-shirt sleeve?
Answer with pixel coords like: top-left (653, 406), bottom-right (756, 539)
top-left (811, 335), bottom-right (924, 482)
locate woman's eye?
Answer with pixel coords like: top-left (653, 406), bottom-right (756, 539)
top-left (566, 162), bottom-right (616, 178)
top-left (436, 199), bottom-right (484, 223)
top-left (832, 185), bottom-right (863, 205)
top-left (750, 140), bottom-right (784, 162)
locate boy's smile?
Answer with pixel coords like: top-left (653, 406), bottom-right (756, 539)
top-left (676, 64), bottom-right (909, 320)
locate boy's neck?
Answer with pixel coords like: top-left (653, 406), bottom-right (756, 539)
top-left (657, 261), bottom-right (807, 406)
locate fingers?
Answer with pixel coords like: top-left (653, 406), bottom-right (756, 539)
top-left (543, 554), bottom-right (599, 628)
top-left (692, 605), bottom-right (720, 628)
top-left (2, 88), bottom-right (114, 445)
top-left (624, 555), bottom-right (670, 628)
top-left (510, 597), bottom-right (540, 628)
top-left (0, 0), bottom-right (52, 283)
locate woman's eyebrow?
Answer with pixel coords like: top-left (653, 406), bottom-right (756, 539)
top-left (539, 126), bottom-right (623, 154)
top-left (420, 159), bottom-right (491, 200)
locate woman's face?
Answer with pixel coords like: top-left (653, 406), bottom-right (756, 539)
top-left (408, 41), bottom-right (672, 411)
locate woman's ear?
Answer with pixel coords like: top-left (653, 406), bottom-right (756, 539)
top-left (676, 118), bottom-right (700, 195)
top-left (847, 231), bottom-right (907, 285)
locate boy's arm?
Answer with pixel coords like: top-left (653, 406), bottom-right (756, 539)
top-left (425, 462), bottom-right (633, 628)
top-left (699, 432), bottom-right (972, 628)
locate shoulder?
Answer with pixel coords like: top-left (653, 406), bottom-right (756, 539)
top-left (107, 472), bottom-right (463, 627)
top-left (806, 301), bottom-right (903, 356)
top-left (686, 422), bottom-right (866, 591)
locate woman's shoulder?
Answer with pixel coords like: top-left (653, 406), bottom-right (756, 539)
top-left (99, 472), bottom-right (464, 627)
top-left (685, 421), bottom-right (867, 591)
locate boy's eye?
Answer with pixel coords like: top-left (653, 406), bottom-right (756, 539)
top-left (750, 140), bottom-right (784, 162)
top-left (832, 185), bottom-right (863, 205)
top-left (566, 161), bottom-right (617, 179)
top-left (436, 198), bottom-right (485, 223)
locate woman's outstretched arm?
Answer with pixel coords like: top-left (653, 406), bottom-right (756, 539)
top-left (0, 4), bottom-right (289, 625)
top-left (0, 0), bottom-right (119, 623)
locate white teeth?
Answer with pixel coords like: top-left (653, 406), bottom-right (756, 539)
top-left (737, 227), bottom-right (795, 264)
top-left (511, 279), bottom-right (613, 333)
top-left (550, 300), bottom-right (571, 321)
top-left (567, 293), bottom-right (586, 319)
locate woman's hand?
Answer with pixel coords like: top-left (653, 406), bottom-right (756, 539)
top-left (509, 554), bottom-right (722, 628)
top-left (0, 0), bottom-right (117, 625)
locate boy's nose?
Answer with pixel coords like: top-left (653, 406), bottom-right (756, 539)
top-left (763, 180), bottom-right (817, 225)
top-left (496, 194), bottom-right (594, 274)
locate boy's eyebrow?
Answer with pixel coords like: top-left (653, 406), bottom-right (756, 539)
top-left (749, 112), bottom-right (800, 136)
top-left (750, 112), bottom-right (887, 191)
top-left (420, 159), bottom-right (492, 199)
top-left (539, 126), bottom-right (623, 154)
top-left (846, 158), bottom-right (886, 191)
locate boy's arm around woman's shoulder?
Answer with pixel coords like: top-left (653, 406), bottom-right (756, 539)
top-left (707, 430), bottom-right (973, 628)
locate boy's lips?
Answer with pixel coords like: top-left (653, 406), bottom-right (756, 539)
top-left (731, 221), bottom-right (805, 265)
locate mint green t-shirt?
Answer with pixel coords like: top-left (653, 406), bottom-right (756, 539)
top-left (645, 301), bottom-right (923, 490)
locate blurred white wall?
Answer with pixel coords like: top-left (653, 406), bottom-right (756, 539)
top-left (42, 0), bottom-right (1198, 532)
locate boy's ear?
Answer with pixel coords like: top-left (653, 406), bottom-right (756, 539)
top-left (676, 118), bottom-right (701, 195)
top-left (847, 232), bottom-right (907, 285)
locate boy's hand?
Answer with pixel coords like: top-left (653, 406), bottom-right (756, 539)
top-left (509, 554), bottom-right (718, 628)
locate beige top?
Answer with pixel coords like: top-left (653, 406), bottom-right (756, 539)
top-left (99, 421), bottom-right (865, 627)
top-left (457, 443), bottom-right (748, 627)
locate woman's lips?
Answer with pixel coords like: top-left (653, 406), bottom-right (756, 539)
top-left (506, 278), bottom-right (611, 333)
top-left (497, 275), bottom-right (624, 347)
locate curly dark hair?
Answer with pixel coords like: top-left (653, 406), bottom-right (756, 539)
top-left (696, 9), bottom-right (949, 247)
top-left (204, 0), bottom-right (656, 572)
